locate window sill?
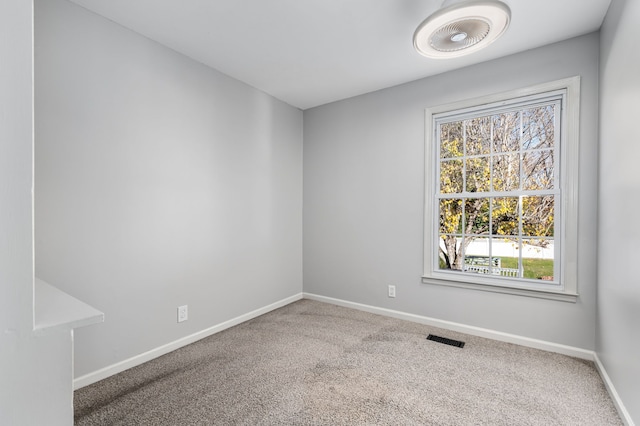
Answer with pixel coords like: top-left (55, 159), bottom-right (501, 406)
top-left (422, 276), bottom-right (578, 303)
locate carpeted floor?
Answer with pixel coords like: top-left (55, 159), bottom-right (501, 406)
top-left (75, 299), bottom-right (622, 425)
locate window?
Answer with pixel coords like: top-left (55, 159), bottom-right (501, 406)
top-left (423, 77), bottom-right (580, 302)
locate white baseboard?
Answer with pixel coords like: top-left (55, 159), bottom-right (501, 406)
top-left (593, 353), bottom-right (636, 426)
top-left (303, 292), bottom-right (593, 359)
top-left (73, 293), bottom-right (304, 390)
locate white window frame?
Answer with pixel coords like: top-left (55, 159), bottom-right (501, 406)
top-left (422, 77), bottom-right (580, 302)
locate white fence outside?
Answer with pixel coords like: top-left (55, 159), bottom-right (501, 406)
top-left (463, 264), bottom-right (519, 277)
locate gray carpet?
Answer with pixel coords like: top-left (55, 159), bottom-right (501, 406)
top-left (75, 299), bottom-right (622, 425)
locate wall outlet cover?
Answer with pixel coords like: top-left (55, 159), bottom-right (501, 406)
top-left (177, 305), bottom-right (188, 322)
top-left (388, 285), bottom-right (396, 298)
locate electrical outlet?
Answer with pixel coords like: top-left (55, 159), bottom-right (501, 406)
top-left (388, 285), bottom-right (396, 298)
top-left (177, 305), bottom-right (188, 323)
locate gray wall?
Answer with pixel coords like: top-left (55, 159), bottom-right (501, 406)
top-left (1, 1), bottom-right (73, 424)
top-left (304, 33), bottom-right (600, 350)
top-left (35, 0), bottom-right (303, 378)
top-left (598, 0), bottom-right (640, 421)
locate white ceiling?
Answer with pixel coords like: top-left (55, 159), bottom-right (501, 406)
top-left (67, 0), bottom-right (612, 110)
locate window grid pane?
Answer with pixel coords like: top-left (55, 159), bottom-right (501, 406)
top-left (436, 101), bottom-right (559, 284)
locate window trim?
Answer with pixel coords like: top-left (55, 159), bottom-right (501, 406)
top-left (422, 77), bottom-right (580, 302)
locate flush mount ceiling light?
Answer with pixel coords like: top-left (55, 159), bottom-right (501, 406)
top-left (413, 0), bottom-right (511, 59)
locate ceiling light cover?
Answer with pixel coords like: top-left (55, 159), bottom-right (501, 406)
top-left (414, 0), bottom-right (511, 59)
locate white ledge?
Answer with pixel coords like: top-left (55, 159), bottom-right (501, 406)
top-left (34, 277), bottom-right (104, 334)
top-left (422, 276), bottom-right (578, 303)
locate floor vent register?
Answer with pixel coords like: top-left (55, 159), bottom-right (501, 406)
top-left (426, 334), bottom-right (465, 348)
